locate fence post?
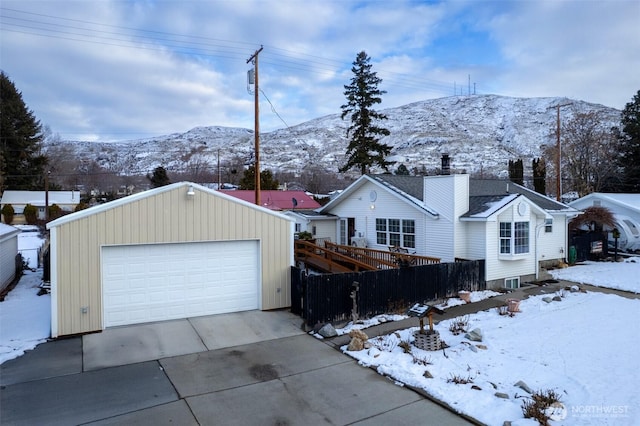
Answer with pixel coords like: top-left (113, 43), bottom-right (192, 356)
top-left (350, 281), bottom-right (359, 322)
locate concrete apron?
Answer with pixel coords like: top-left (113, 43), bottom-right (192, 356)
top-left (83, 309), bottom-right (306, 370)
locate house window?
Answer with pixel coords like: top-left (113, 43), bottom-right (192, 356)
top-left (376, 218), bottom-right (416, 248)
top-left (339, 219), bottom-right (347, 245)
top-left (505, 277), bottom-right (520, 289)
top-left (376, 218), bottom-right (387, 245)
top-left (295, 223), bottom-right (301, 232)
top-left (545, 218), bottom-right (553, 233)
top-left (499, 222), bottom-right (511, 254)
top-left (514, 222), bottom-right (529, 254)
top-left (312, 225), bottom-right (317, 236)
top-left (500, 222), bottom-right (529, 255)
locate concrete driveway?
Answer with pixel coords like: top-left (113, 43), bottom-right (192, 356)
top-left (1, 310), bottom-right (473, 425)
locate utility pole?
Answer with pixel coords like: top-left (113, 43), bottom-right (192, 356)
top-left (247, 46), bottom-right (263, 206)
top-left (44, 170), bottom-right (50, 221)
top-left (549, 103), bottom-right (572, 201)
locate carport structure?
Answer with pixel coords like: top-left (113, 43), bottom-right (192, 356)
top-left (46, 182), bottom-right (294, 337)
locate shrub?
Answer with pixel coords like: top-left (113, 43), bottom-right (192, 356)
top-left (48, 204), bottom-right (62, 220)
top-left (521, 389), bottom-right (564, 425)
top-left (23, 203), bottom-right (38, 224)
top-left (1, 203), bottom-right (15, 224)
top-left (74, 201), bottom-right (89, 212)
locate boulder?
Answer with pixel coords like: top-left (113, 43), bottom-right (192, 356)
top-left (349, 329), bottom-right (369, 341)
top-left (347, 337), bottom-right (365, 351)
top-left (514, 380), bottom-right (533, 394)
top-left (317, 323), bottom-right (337, 338)
top-left (465, 328), bottom-right (483, 342)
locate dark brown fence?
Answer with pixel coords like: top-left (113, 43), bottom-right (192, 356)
top-left (291, 260), bottom-right (485, 327)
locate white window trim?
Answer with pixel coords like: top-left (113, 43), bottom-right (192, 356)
top-left (499, 221), bottom-right (530, 259)
top-left (505, 276), bottom-right (520, 289)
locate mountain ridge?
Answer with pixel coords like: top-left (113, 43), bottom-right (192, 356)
top-left (48, 94), bottom-right (621, 181)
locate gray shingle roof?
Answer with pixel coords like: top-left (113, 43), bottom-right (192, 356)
top-left (371, 175), bottom-right (575, 216)
top-left (463, 195), bottom-right (514, 217)
top-left (469, 179), bottom-right (571, 212)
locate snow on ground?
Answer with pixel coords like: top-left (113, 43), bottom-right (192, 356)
top-left (0, 269), bottom-right (50, 364)
top-left (14, 224), bottom-right (45, 269)
top-left (549, 259), bottom-right (640, 293)
top-left (0, 227), bottom-right (50, 364)
top-left (341, 264), bottom-right (640, 425)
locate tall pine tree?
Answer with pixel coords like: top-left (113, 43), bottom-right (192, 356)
top-left (0, 72), bottom-right (47, 190)
top-left (532, 157), bottom-right (546, 195)
top-left (340, 51), bottom-right (392, 175)
top-left (508, 159), bottom-right (524, 186)
top-left (618, 90), bottom-right (640, 192)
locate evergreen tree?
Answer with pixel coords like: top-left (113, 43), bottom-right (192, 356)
top-left (340, 51), bottom-right (392, 175)
top-left (0, 72), bottom-right (47, 190)
top-left (618, 90), bottom-right (640, 192)
top-left (532, 157), bottom-right (546, 195)
top-left (147, 166), bottom-right (171, 188)
top-left (395, 164), bottom-right (410, 175)
top-left (239, 165), bottom-right (279, 190)
top-left (508, 159), bottom-right (524, 186)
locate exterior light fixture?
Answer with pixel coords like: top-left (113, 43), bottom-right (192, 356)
top-left (187, 185), bottom-right (195, 196)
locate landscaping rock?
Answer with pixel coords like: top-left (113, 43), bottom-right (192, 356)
top-left (347, 337), bottom-right (365, 351)
top-left (495, 392), bottom-right (509, 399)
top-left (471, 385), bottom-right (482, 391)
top-left (317, 323), bottom-right (337, 338)
top-left (514, 380), bottom-right (533, 394)
top-left (465, 328), bottom-right (483, 342)
top-left (346, 329), bottom-right (369, 351)
top-left (552, 295), bottom-right (562, 302)
top-left (543, 297), bottom-right (553, 303)
top-left (476, 344), bottom-right (488, 350)
top-left (349, 329), bottom-right (369, 341)
top-left (570, 285), bottom-right (580, 292)
top-left (468, 344), bottom-right (478, 353)
top-left (423, 370), bottom-right (434, 379)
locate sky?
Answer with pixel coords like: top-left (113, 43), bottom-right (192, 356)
top-left (1, 0), bottom-right (639, 142)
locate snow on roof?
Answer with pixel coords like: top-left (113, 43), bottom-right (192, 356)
top-left (0, 190), bottom-right (80, 206)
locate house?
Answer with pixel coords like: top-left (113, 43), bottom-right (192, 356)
top-left (46, 182), bottom-right (294, 338)
top-left (219, 190), bottom-right (321, 211)
top-left (0, 223), bottom-right (21, 294)
top-left (569, 193), bottom-right (640, 252)
top-left (284, 209), bottom-right (339, 241)
top-left (318, 168), bottom-right (579, 289)
top-left (0, 190), bottom-right (81, 223)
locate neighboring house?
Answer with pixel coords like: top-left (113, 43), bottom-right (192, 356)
top-left (569, 193), bottom-right (640, 252)
top-left (0, 223), bottom-right (21, 294)
top-left (0, 190), bottom-right (81, 222)
top-left (319, 170), bottom-right (579, 289)
top-left (46, 182), bottom-right (294, 338)
top-left (220, 190), bottom-right (321, 211)
top-left (284, 209), bottom-right (339, 240)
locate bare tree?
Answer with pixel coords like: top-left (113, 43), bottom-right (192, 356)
top-left (543, 112), bottom-right (619, 197)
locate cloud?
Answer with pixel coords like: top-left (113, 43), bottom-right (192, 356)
top-left (1, 0), bottom-right (638, 142)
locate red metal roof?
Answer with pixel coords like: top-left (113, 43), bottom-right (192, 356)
top-left (220, 190), bottom-right (321, 210)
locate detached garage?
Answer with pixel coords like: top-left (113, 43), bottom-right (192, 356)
top-left (46, 182), bottom-right (294, 337)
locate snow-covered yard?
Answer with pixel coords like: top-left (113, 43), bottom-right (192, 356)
top-left (340, 260), bottom-right (640, 425)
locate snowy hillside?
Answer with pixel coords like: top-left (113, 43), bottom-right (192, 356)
top-left (48, 95), bottom-right (621, 179)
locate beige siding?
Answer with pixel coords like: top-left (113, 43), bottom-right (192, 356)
top-left (50, 184), bottom-right (292, 336)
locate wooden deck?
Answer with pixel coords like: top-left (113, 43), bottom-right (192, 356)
top-left (294, 240), bottom-right (440, 273)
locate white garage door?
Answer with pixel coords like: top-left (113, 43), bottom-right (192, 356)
top-left (102, 240), bottom-right (259, 327)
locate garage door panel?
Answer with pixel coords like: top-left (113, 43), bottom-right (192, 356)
top-left (102, 240), bottom-right (259, 327)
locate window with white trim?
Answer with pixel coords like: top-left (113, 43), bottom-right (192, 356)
top-left (376, 218), bottom-right (416, 248)
top-left (499, 221), bottom-right (529, 254)
top-left (505, 277), bottom-right (520, 289)
top-left (545, 218), bottom-right (553, 233)
top-left (295, 223), bottom-right (301, 232)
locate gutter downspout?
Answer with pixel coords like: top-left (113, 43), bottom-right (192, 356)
top-left (535, 220), bottom-right (546, 280)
